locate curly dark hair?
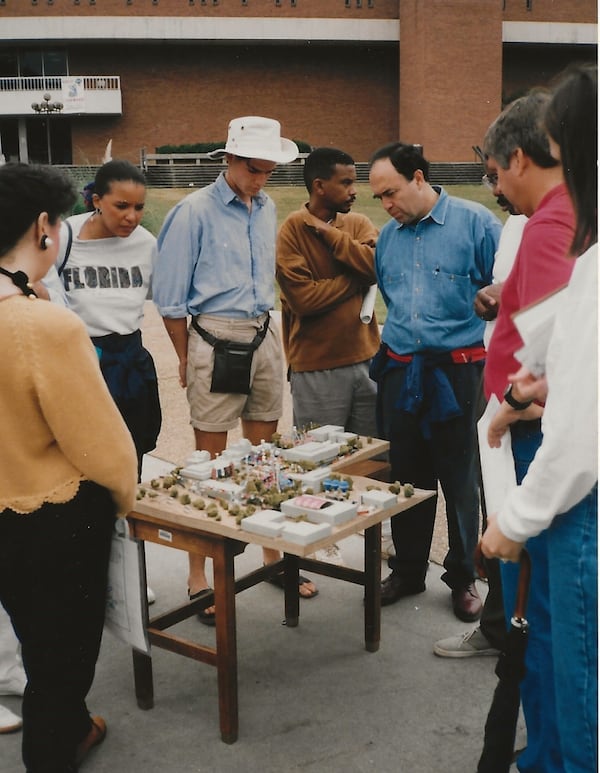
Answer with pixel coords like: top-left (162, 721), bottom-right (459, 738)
top-left (0, 163), bottom-right (77, 257)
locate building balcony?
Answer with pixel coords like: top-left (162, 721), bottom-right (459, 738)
top-left (0, 75), bottom-right (122, 117)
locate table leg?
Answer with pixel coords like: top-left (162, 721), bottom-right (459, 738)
top-left (363, 521), bottom-right (382, 652)
top-left (212, 539), bottom-right (239, 743)
top-left (283, 553), bottom-right (300, 628)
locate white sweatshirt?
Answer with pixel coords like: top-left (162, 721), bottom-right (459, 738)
top-left (498, 243), bottom-right (598, 542)
top-left (59, 213), bottom-right (157, 337)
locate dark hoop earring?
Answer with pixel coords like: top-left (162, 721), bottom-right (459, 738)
top-left (95, 207), bottom-right (102, 216)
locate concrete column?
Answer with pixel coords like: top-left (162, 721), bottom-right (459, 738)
top-left (399, 0), bottom-right (503, 161)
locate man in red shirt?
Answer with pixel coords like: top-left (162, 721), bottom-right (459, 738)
top-left (482, 90), bottom-right (575, 773)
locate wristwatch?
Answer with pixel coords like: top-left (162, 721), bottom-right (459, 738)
top-left (503, 384), bottom-right (533, 411)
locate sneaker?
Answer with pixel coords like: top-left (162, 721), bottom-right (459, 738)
top-left (314, 543), bottom-right (345, 566)
top-left (0, 703), bottom-right (22, 734)
top-left (433, 627), bottom-right (500, 658)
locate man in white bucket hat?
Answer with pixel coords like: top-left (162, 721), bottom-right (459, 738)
top-left (154, 117), bottom-right (318, 623)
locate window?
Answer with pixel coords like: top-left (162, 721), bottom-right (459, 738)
top-left (8, 50), bottom-right (68, 78)
top-left (0, 50), bottom-right (18, 77)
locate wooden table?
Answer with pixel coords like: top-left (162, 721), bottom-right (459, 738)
top-left (127, 441), bottom-right (434, 743)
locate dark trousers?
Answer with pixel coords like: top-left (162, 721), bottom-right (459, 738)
top-left (476, 381), bottom-right (507, 651)
top-left (380, 360), bottom-right (482, 589)
top-left (0, 482), bottom-right (115, 773)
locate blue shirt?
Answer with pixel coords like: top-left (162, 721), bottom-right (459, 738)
top-left (153, 172), bottom-right (277, 319)
top-left (375, 187), bottom-right (501, 354)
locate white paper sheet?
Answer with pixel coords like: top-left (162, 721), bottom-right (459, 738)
top-left (360, 284), bottom-right (378, 324)
top-left (477, 395), bottom-right (517, 516)
top-left (512, 285), bottom-right (567, 376)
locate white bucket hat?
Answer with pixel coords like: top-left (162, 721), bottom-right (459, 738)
top-left (208, 116), bottom-right (298, 164)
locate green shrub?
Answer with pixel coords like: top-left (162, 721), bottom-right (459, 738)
top-left (155, 140), bottom-right (312, 154)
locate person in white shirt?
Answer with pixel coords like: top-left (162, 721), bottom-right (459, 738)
top-left (58, 160), bottom-right (160, 480)
top-left (0, 606), bottom-right (26, 734)
top-left (481, 63), bottom-right (598, 772)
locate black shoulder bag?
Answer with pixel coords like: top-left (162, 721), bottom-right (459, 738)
top-left (191, 315), bottom-right (270, 395)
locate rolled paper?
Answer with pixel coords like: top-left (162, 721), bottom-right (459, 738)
top-left (360, 284), bottom-right (378, 324)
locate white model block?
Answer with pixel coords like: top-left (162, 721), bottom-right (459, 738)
top-left (281, 441), bottom-right (341, 464)
top-left (198, 479), bottom-right (246, 501)
top-left (222, 439), bottom-right (253, 463)
top-left (361, 489), bottom-right (398, 509)
top-left (180, 462), bottom-right (213, 481)
top-left (184, 450), bottom-right (211, 466)
top-left (281, 494), bottom-right (331, 517)
top-left (302, 499), bottom-right (358, 526)
top-left (287, 466), bottom-right (332, 490)
top-left (280, 495), bottom-right (357, 525)
top-left (331, 430), bottom-right (359, 445)
top-left (281, 520), bottom-right (332, 545)
top-left (306, 425), bottom-right (344, 442)
top-left (240, 509), bottom-right (285, 538)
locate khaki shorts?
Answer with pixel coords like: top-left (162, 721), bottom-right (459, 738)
top-left (187, 313), bottom-right (283, 433)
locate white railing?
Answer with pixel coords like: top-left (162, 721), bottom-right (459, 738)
top-left (0, 75), bottom-right (120, 92)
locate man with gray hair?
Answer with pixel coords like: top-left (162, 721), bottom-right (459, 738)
top-left (481, 89), bottom-right (575, 773)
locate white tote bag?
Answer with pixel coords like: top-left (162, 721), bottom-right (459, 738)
top-left (104, 518), bottom-right (151, 654)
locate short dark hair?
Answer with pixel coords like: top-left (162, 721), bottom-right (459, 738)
top-left (369, 142), bottom-right (429, 182)
top-left (94, 159), bottom-right (146, 198)
top-left (546, 64), bottom-right (597, 255)
top-left (483, 90), bottom-right (559, 170)
top-left (0, 163), bottom-right (77, 258)
top-left (303, 147), bottom-right (355, 193)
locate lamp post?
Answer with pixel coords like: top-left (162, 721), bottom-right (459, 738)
top-left (31, 93), bottom-right (64, 164)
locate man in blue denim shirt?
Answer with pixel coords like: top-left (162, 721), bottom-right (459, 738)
top-left (368, 142), bottom-right (501, 621)
top-left (154, 117), bottom-right (318, 621)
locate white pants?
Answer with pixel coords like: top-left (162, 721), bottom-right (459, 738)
top-left (0, 604), bottom-right (24, 690)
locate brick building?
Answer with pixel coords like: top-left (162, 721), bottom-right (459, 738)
top-left (0, 0), bottom-right (596, 166)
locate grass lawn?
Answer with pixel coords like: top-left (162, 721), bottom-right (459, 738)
top-left (142, 183), bottom-right (505, 323)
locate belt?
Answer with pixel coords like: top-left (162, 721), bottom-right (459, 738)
top-left (387, 345), bottom-right (486, 365)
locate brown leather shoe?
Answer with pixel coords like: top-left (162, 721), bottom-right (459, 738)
top-left (380, 573), bottom-right (426, 606)
top-left (75, 715), bottom-right (106, 766)
top-left (452, 582), bottom-right (482, 622)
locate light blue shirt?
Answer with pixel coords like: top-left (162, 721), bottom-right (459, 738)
top-left (375, 187), bottom-right (501, 354)
top-left (153, 172), bottom-right (277, 319)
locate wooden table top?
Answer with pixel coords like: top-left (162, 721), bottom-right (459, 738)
top-left (130, 471), bottom-right (435, 559)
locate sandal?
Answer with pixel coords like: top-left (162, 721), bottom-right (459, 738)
top-left (75, 715), bottom-right (106, 765)
top-left (189, 588), bottom-right (216, 627)
top-left (266, 571), bottom-right (319, 599)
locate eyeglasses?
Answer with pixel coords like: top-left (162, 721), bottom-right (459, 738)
top-left (482, 173), bottom-right (498, 191)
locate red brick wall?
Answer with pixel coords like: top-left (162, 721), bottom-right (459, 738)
top-left (398, 0), bottom-right (503, 161)
top-left (503, 0), bottom-right (596, 23)
top-left (1, 0), bottom-right (399, 19)
top-left (1, 0), bottom-right (596, 163)
top-left (68, 42), bottom-right (399, 163)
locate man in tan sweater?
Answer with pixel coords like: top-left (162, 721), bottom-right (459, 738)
top-left (276, 147), bottom-right (380, 436)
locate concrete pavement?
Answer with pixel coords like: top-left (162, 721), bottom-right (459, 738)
top-left (3, 539), bottom-right (502, 773)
